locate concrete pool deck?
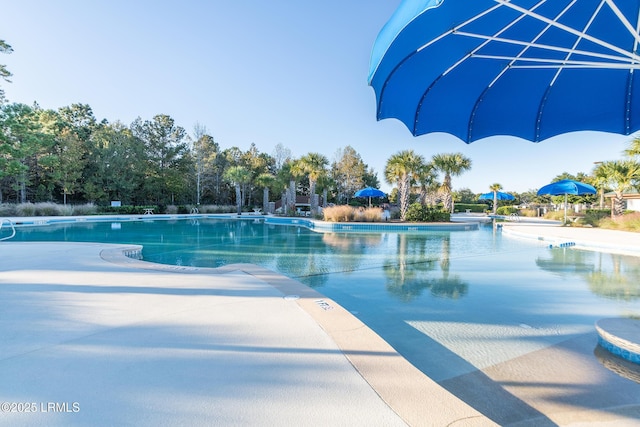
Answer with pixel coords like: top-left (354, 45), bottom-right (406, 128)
top-left (0, 218), bottom-right (639, 426)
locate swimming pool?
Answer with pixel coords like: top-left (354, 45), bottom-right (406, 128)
top-left (7, 217), bottom-right (640, 421)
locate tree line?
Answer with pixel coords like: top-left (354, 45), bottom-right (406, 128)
top-left (0, 101), bottom-right (385, 211)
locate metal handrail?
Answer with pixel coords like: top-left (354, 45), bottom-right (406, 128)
top-left (0, 218), bottom-right (16, 241)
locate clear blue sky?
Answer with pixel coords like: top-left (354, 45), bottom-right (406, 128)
top-left (1, 1), bottom-right (632, 194)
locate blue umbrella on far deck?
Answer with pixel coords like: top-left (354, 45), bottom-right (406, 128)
top-left (479, 192), bottom-right (514, 201)
top-left (354, 187), bottom-right (386, 207)
top-left (479, 191), bottom-right (514, 214)
top-left (537, 180), bottom-right (596, 224)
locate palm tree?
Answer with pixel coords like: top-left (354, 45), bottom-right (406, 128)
top-left (591, 165), bottom-right (610, 209)
top-left (432, 153), bottom-right (473, 213)
top-left (415, 162), bottom-right (437, 206)
top-left (254, 172), bottom-right (276, 213)
top-left (384, 150), bottom-right (425, 221)
top-left (624, 136), bottom-right (640, 158)
top-left (223, 165), bottom-right (251, 215)
top-left (295, 153), bottom-right (329, 215)
top-left (489, 182), bottom-right (502, 214)
top-left (594, 160), bottom-right (640, 217)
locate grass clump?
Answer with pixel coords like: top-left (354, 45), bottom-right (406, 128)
top-left (323, 205), bottom-right (384, 222)
top-left (323, 205), bottom-right (356, 222)
top-left (598, 212), bottom-right (640, 232)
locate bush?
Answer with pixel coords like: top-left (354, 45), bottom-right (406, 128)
top-left (405, 203), bottom-right (451, 222)
top-left (71, 203), bottom-right (98, 216)
top-left (496, 206), bottom-right (518, 215)
top-left (35, 202), bottom-right (61, 216)
top-left (16, 203), bottom-right (36, 216)
top-left (322, 205), bottom-right (384, 222)
top-left (583, 209), bottom-right (611, 226)
top-left (197, 204), bottom-right (236, 214)
top-left (356, 207), bottom-right (383, 222)
top-left (97, 205), bottom-right (159, 215)
top-left (455, 203), bottom-right (487, 213)
top-left (323, 205), bottom-right (355, 222)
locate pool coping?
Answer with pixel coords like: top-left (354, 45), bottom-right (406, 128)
top-left (596, 318), bottom-right (640, 365)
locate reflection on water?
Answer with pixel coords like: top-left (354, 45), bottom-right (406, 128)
top-left (537, 248), bottom-right (640, 302)
top-left (594, 345), bottom-right (640, 384)
top-left (383, 234), bottom-right (468, 301)
top-left (12, 219), bottom-right (640, 306)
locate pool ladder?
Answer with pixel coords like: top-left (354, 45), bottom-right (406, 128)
top-left (0, 218), bottom-right (16, 241)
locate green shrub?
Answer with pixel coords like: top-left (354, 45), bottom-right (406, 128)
top-left (405, 203), bottom-right (450, 222)
top-left (496, 206), bottom-right (518, 215)
top-left (455, 203), bottom-right (487, 213)
top-left (583, 209), bottom-right (611, 226)
top-left (97, 205), bottom-right (159, 215)
top-left (197, 204), bottom-right (236, 214)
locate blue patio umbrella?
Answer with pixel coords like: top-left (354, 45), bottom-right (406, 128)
top-left (537, 179), bottom-right (596, 223)
top-left (479, 191), bottom-right (514, 214)
top-left (354, 187), bottom-right (386, 207)
top-left (478, 191), bottom-right (515, 201)
top-left (368, 0), bottom-right (640, 143)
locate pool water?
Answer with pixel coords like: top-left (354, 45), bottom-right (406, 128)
top-left (10, 218), bottom-right (640, 382)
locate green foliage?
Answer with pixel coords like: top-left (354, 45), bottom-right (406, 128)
top-left (583, 209), bottom-right (611, 226)
top-left (496, 206), bottom-right (518, 215)
top-left (454, 188), bottom-right (476, 204)
top-left (405, 203), bottom-right (450, 222)
top-left (97, 205), bottom-right (159, 215)
top-left (454, 203), bottom-right (486, 213)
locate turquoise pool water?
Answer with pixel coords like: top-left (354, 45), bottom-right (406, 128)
top-left (9, 218), bottom-right (640, 384)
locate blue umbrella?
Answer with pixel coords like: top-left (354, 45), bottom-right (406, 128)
top-left (479, 191), bottom-right (514, 214)
top-left (537, 179), bottom-right (596, 223)
top-left (368, 1), bottom-right (640, 143)
top-left (354, 187), bottom-right (386, 207)
top-left (478, 191), bottom-right (514, 201)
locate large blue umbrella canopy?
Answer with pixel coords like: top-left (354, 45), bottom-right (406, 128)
top-left (354, 187), bottom-right (386, 207)
top-left (354, 187), bottom-right (387, 198)
top-left (537, 179), bottom-right (596, 223)
top-left (479, 191), bottom-right (515, 201)
top-left (368, 0), bottom-right (640, 143)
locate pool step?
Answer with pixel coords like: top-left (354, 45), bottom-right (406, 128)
top-left (596, 318), bottom-right (640, 365)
